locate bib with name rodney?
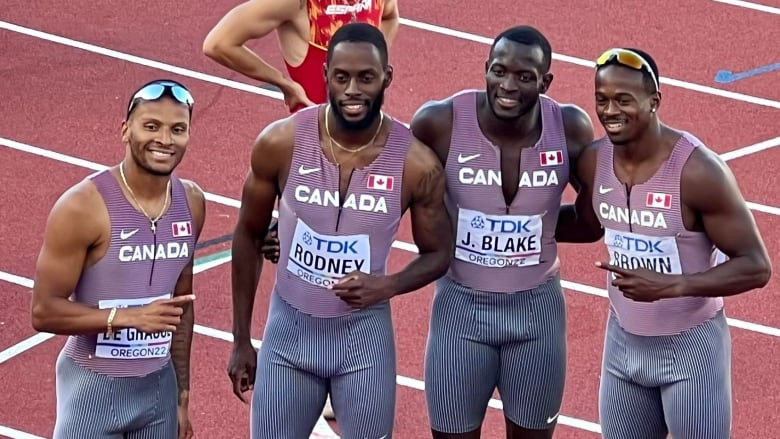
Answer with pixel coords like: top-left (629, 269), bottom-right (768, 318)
top-left (286, 218), bottom-right (371, 287)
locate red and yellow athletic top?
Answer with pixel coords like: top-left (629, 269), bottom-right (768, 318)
top-left (285, 0), bottom-right (385, 111)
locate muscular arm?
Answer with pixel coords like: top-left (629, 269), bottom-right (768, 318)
top-left (555, 105), bottom-right (604, 243)
top-left (379, 0), bottom-right (400, 48)
top-left (231, 121), bottom-right (290, 345)
top-left (30, 182), bottom-right (129, 334)
top-left (384, 141), bottom-right (452, 295)
top-left (676, 149), bottom-right (772, 297)
top-left (203, 0), bottom-right (301, 92)
top-left (170, 181), bottom-right (207, 406)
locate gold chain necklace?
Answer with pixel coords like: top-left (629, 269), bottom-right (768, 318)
top-left (325, 104), bottom-right (385, 155)
top-left (119, 161), bottom-right (171, 234)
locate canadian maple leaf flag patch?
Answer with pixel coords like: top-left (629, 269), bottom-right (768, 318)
top-left (645, 192), bottom-right (672, 209)
top-left (172, 221), bottom-right (193, 237)
top-left (367, 174), bottom-right (394, 191)
top-left (540, 150), bottom-right (563, 166)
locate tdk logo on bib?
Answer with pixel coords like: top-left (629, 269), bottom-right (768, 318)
top-left (605, 228), bottom-right (682, 276)
top-left (287, 219), bottom-right (371, 287)
top-left (455, 207), bottom-right (543, 268)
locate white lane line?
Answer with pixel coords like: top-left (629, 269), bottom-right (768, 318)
top-left (712, 0), bottom-right (780, 14)
top-left (1, 19), bottom-right (779, 109)
top-left (0, 267), bottom-right (602, 434)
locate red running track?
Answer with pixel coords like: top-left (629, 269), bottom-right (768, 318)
top-left (1, 0), bottom-right (779, 437)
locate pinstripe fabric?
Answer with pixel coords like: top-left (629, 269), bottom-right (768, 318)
top-left (63, 169), bottom-right (195, 377)
top-left (592, 132), bottom-right (722, 336)
top-left (443, 90), bottom-right (569, 293)
top-left (599, 310), bottom-right (732, 439)
top-left (273, 105), bottom-right (410, 317)
top-left (251, 291), bottom-right (396, 439)
top-left (424, 275), bottom-right (566, 433)
top-left (53, 351), bottom-right (178, 439)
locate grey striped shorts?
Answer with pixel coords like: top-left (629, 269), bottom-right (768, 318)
top-left (599, 309), bottom-right (732, 439)
top-left (53, 351), bottom-right (178, 439)
top-left (251, 292), bottom-right (396, 439)
top-left (424, 274), bottom-right (567, 433)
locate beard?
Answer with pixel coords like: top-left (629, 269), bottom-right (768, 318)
top-left (328, 88), bottom-right (386, 132)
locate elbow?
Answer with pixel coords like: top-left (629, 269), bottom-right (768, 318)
top-left (754, 255), bottom-right (772, 289)
top-left (588, 226), bottom-right (606, 243)
top-left (202, 41), bottom-right (219, 61)
top-left (30, 300), bottom-right (51, 333)
top-left (202, 36), bottom-right (227, 61)
top-left (433, 248), bottom-right (453, 279)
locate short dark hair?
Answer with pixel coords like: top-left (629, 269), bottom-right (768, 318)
top-left (327, 22), bottom-right (388, 67)
top-left (599, 48), bottom-right (660, 94)
top-left (490, 25), bottom-right (552, 72)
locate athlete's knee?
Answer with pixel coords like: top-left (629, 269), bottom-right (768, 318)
top-left (505, 417), bottom-right (555, 439)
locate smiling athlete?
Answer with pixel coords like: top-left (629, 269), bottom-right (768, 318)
top-left (590, 47), bottom-right (772, 439)
top-left (410, 26), bottom-right (600, 439)
top-left (227, 23), bottom-right (451, 439)
top-left (31, 79), bottom-right (205, 439)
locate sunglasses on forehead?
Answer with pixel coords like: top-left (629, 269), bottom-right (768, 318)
top-left (595, 48), bottom-right (660, 92)
top-left (126, 80), bottom-right (195, 117)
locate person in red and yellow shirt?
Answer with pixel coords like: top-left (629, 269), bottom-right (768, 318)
top-left (203, 0), bottom-right (399, 113)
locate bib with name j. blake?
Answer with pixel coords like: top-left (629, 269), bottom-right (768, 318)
top-left (286, 218), bottom-right (371, 287)
top-left (95, 294), bottom-right (172, 360)
top-left (455, 207), bottom-right (543, 268)
top-left (604, 228), bottom-right (682, 278)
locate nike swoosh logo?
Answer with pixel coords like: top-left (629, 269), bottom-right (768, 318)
top-left (299, 165), bottom-right (321, 175)
top-left (457, 153), bottom-right (481, 164)
top-left (599, 185), bottom-right (614, 194)
top-left (120, 229), bottom-right (139, 240)
top-left (547, 412), bottom-right (560, 424)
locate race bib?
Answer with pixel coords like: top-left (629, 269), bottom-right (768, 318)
top-left (604, 228), bottom-right (682, 278)
top-left (286, 218), bottom-right (371, 287)
top-left (95, 294), bottom-right (173, 360)
top-left (454, 207), bottom-right (543, 268)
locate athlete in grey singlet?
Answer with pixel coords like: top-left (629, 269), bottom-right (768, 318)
top-left (30, 80), bottom-right (206, 439)
top-left (410, 26), bottom-right (601, 439)
top-left (228, 23), bottom-right (452, 439)
top-left (587, 48), bottom-right (771, 439)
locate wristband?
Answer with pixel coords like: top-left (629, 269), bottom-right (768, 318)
top-left (106, 307), bottom-right (117, 338)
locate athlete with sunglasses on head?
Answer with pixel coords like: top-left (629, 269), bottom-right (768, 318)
top-left (579, 48), bottom-right (772, 439)
top-left (31, 79), bottom-right (206, 439)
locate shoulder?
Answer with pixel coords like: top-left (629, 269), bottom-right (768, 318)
top-left (249, 112), bottom-right (300, 171)
top-left (410, 96), bottom-right (455, 129)
top-left (410, 95), bottom-right (460, 164)
top-left (44, 174), bottom-right (107, 241)
top-left (678, 133), bottom-right (740, 211)
top-left (178, 178), bottom-right (207, 236)
top-left (179, 178), bottom-right (206, 203)
top-left (53, 174), bottom-right (105, 218)
top-left (681, 136), bottom-right (733, 189)
top-left (557, 102), bottom-right (595, 159)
